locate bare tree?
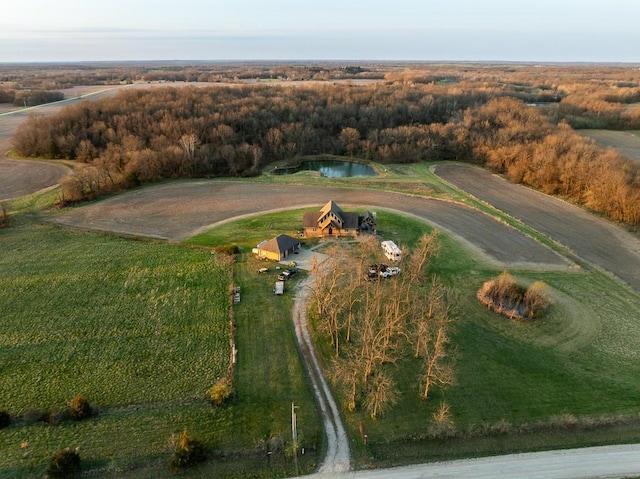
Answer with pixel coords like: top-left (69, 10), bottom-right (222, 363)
top-left (179, 133), bottom-right (200, 175)
top-left (414, 278), bottom-right (457, 400)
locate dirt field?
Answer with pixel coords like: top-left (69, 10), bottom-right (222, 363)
top-left (434, 163), bottom-right (640, 294)
top-left (50, 180), bottom-right (568, 269)
top-left (0, 159), bottom-right (69, 200)
top-left (579, 129), bottom-right (640, 161)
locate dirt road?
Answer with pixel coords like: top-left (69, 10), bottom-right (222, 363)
top-left (434, 163), bottom-right (640, 294)
top-left (292, 278), bottom-right (351, 473)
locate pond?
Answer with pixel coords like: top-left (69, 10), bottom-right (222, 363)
top-left (272, 160), bottom-right (377, 178)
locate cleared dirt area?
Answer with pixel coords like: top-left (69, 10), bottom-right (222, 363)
top-left (579, 129), bottom-right (640, 161)
top-left (50, 181), bottom-right (568, 269)
top-left (434, 163), bottom-right (640, 294)
top-left (0, 158), bottom-right (69, 200)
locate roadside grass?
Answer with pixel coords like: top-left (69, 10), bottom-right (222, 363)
top-left (0, 221), bottom-right (320, 478)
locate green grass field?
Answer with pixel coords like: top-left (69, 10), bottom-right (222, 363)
top-left (190, 206), bottom-right (640, 468)
top-left (0, 223), bottom-right (319, 478)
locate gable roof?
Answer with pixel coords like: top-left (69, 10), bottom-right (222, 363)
top-left (303, 200), bottom-right (363, 230)
top-left (319, 200), bottom-right (343, 217)
top-left (260, 234), bottom-right (300, 254)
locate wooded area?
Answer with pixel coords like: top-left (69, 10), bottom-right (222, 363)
top-left (8, 63), bottom-right (640, 225)
top-left (310, 233), bottom-right (455, 419)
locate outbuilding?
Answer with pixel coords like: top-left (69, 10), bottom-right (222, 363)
top-left (254, 234), bottom-right (301, 261)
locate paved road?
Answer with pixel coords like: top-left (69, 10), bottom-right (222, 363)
top-left (297, 443), bottom-right (640, 479)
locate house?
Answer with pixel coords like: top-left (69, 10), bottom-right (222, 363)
top-left (381, 240), bottom-right (402, 261)
top-left (302, 200), bottom-right (377, 238)
top-left (254, 234), bottom-right (301, 261)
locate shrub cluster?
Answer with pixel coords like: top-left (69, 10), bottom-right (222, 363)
top-left (477, 271), bottom-right (550, 320)
top-left (170, 429), bottom-right (207, 470)
top-left (206, 377), bottom-right (235, 407)
top-left (20, 396), bottom-right (95, 425)
top-left (45, 448), bottom-right (81, 479)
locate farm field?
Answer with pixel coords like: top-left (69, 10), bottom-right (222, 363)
top-left (433, 163), bottom-right (640, 295)
top-left (49, 179), bottom-right (568, 268)
top-left (0, 222), bottom-right (320, 478)
top-left (0, 158), bottom-right (68, 200)
top-left (578, 129), bottom-right (640, 161)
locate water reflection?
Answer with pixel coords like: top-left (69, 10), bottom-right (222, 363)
top-left (273, 160), bottom-right (377, 178)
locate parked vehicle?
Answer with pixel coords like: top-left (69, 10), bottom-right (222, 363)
top-left (274, 281), bottom-right (284, 295)
top-left (381, 240), bottom-right (402, 261)
top-left (257, 267), bottom-right (269, 273)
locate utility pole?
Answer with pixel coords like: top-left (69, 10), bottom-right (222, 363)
top-left (291, 402), bottom-right (299, 475)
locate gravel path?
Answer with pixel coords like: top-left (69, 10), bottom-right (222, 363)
top-left (292, 277), bottom-right (351, 473)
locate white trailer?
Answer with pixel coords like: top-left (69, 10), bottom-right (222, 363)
top-left (381, 240), bottom-right (402, 261)
top-left (274, 281), bottom-right (285, 295)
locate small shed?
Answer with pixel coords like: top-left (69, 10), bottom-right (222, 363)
top-left (255, 234), bottom-right (301, 261)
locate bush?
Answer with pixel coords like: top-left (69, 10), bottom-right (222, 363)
top-left (0, 410), bottom-right (11, 429)
top-left (477, 271), bottom-right (550, 320)
top-left (206, 377), bottom-right (234, 407)
top-left (22, 408), bottom-right (47, 424)
top-left (45, 448), bottom-right (81, 478)
top-left (69, 395), bottom-right (93, 420)
top-left (44, 406), bottom-right (71, 425)
top-left (213, 244), bottom-right (240, 256)
top-left (170, 429), bottom-right (207, 470)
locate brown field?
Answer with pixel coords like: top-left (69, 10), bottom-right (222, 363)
top-left (434, 163), bottom-right (640, 294)
top-left (0, 159), bottom-right (68, 200)
top-left (49, 180), bottom-right (568, 269)
top-left (579, 129), bottom-right (640, 161)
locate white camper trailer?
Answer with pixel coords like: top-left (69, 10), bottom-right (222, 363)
top-left (381, 240), bottom-right (402, 261)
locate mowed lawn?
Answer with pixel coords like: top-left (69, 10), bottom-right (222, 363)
top-left (197, 208), bottom-right (640, 466)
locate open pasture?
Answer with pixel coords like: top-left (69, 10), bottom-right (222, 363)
top-left (0, 224), bottom-right (233, 475)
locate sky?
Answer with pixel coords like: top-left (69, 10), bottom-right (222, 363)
top-left (1, 0), bottom-right (639, 63)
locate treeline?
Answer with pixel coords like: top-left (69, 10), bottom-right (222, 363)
top-left (0, 88), bottom-right (64, 107)
top-left (11, 83), bottom-right (489, 201)
top-left (464, 98), bottom-right (640, 225)
top-left (11, 77), bottom-right (640, 225)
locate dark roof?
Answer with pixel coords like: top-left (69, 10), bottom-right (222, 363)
top-left (260, 234), bottom-right (300, 254)
top-left (341, 212), bottom-right (360, 229)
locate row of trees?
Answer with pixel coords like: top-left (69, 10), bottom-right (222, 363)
top-left (11, 78), bottom-right (640, 225)
top-left (310, 233), bottom-right (456, 419)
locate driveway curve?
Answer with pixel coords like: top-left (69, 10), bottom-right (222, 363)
top-left (434, 163), bottom-right (640, 294)
top-left (50, 180), bottom-right (568, 269)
